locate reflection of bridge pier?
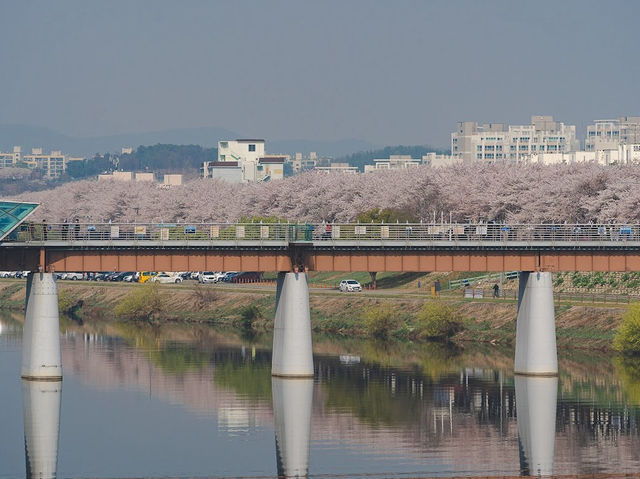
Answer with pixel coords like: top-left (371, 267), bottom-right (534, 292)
top-left (515, 375), bottom-right (557, 477)
top-left (22, 379), bottom-right (62, 479)
top-left (272, 377), bottom-right (314, 478)
top-left (21, 272), bottom-right (62, 380)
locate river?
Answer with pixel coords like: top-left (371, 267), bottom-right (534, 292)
top-left (2, 312), bottom-right (640, 478)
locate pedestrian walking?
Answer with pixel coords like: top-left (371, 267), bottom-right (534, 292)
top-left (493, 283), bottom-right (499, 298)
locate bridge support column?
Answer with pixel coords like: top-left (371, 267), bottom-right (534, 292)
top-left (272, 272), bottom-right (314, 377)
top-left (514, 271), bottom-right (557, 376)
top-left (21, 273), bottom-right (62, 380)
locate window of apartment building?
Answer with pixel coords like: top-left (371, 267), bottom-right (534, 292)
top-left (496, 153), bottom-right (503, 159)
top-left (485, 145), bottom-right (494, 151)
top-left (496, 145), bottom-right (503, 151)
top-left (476, 145), bottom-right (482, 151)
top-left (519, 145), bottom-right (528, 151)
top-left (248, 144), bottom-right (256, 152)
top-left (484, 154), bottom-right (494, 159)
top-left (476, 154), bottom-right (482, 159)
top-left (510, 145), bottom-right (516, 151)
top-left (220, 155), bottom-right (226, 161)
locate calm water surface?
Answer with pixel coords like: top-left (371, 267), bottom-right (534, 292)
top-left (2, 313), bottom-right (640, 478)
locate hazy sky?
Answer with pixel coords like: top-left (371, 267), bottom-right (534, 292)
top-left (1, 0), bottom-right (639, 148)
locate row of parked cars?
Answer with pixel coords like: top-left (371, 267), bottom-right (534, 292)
top-left (47, 271), bottom-right (263, 284)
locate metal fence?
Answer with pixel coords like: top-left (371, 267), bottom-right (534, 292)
top-left (6, 221), bottom-right (640, 244)
top-left (456, 288), bottom-right (636, 304)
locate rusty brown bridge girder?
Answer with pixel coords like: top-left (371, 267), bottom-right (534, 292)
top-left (4, 246), bottom-right (640, 273)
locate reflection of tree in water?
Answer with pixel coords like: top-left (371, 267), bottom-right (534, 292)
top-left (213, 355), bottom-right (273, 402)
top-left (147, 343), bottom-right (209, 374)
top-left (614, 355), bottom-right (640, 405)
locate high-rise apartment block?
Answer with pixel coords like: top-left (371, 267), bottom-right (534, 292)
top-left (585, 117), bottom-right (640, 151)
top-left (451, 116), bottom-right (579, 163)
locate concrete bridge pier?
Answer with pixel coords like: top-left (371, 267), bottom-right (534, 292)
top-left (21, 273), bottom-right (62, 380)
top-left (514, 271), bottom-right (557, 376)
top-left (272, 272), bottom-right (314, 377)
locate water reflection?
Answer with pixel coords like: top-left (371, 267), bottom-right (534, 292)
top-left (272, 377), bottom-right (313, 478)
top-left (515, 375), bottom-right (557, 477)
top-left (22, 379), bottom-right (62, 479)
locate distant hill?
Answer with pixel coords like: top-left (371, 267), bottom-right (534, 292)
top-left (269, 138), bottom-right (378, 158)
top-left (334, 145), bottom-right (450, 171)
top-left (0, 124), bottom-right (238, 157)
top-left (0, 124), bottom-right (379, 158)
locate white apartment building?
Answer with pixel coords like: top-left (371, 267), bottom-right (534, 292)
top-left (451, 115), bottom-right (579, 163)
top-left (530, 144), bottom-right (640, 166)
top-left (422, 152), bottom-right (462, 168)
top-left (23, 148), bottom-right (67, 179)
top-left (291, 152), bottom-right (319, 173)
top-left (315, 162), bottom-right (358, 174)
top-left (364, 155), bottom-right (422, 173)
top-left (0, 146), bottom-right (22, 168)
top-left (216, 139), bottom-right (265, 182)
top-left (205, 139), bottom-right (285, 182)
top-left (585, 117), bottom-right (640, 151)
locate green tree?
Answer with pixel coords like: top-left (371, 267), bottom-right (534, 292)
top-left (414, 301), bottom-right (463, 341)
top-left (114, 283), bottom-right (165, 321)
top-left (361, 302), bottom-right (401, 340)
top-left (613, 304), bottom-right (640, 354)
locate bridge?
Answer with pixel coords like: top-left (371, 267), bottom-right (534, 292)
top-left (2, 201), bottom-right (637, 387)
top-left (4, 220), bottom-right (640, 273)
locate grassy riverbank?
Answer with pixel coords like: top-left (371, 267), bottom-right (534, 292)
top-left (0, 278), bottom-right (627, 350)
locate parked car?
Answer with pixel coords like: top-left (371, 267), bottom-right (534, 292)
top-left (138, 271), bottom-right (156, 284)
top-left (199, 271), bottom-right (218, 284)
top-left (221, 271), bottom-right (239, 282)
top-left (63, 272), bottom-right (84, 281)
top-left (339, 279), bottom-right (362, 292)
top-left (121, 272), bottom-right (136, 282)
top-left (152, 272), bottom-right (182, 284)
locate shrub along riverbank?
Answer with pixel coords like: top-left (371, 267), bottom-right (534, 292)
top-left (0, 279), bottom-right (628, 350)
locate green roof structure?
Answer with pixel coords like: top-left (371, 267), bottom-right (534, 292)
top-left (0, 201), bottom-right (39, 240)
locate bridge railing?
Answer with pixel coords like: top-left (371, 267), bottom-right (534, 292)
top-left (5, 222), bottom-right (640, 244)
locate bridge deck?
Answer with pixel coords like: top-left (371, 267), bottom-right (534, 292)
top-left (3, 222), bottom-right (640, 272)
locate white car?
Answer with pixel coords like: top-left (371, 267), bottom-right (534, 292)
top-left (339, 279), bottom-right (362, 292)
top-left (152, 273), bottom-right (182, 284)
top-left (63, 272), bottom-right (84, 281)
top-left (199, 271), bottom-right (218, 284)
